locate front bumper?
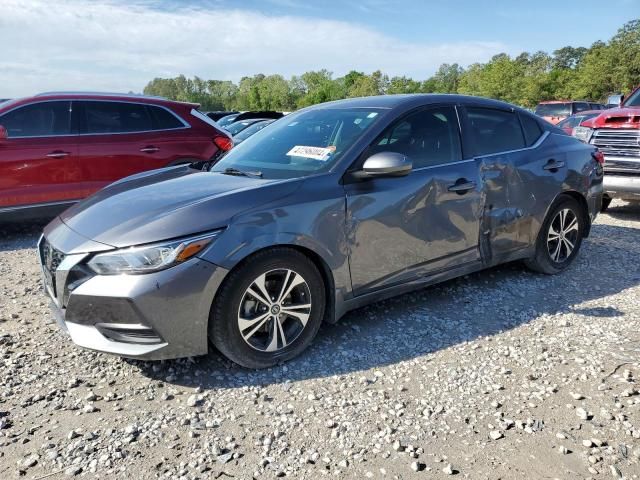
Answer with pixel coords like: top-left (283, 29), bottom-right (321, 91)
top-left (604, 174), bottom-right (640, 200)
top-left (38, 233), bottom-right (229, 360)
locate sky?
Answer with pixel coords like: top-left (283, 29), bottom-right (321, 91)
top-left (1, 0), bottom-right (638, 98)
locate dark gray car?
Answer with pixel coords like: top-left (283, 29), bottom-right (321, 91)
top-left (38, 95), bottom-right (604, 368)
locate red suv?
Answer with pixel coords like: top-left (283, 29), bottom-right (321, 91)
top-left (0, 92), bottom-right (232, 220)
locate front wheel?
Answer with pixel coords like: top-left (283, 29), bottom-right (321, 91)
top-left (525, 196), bottom-right (585, 275)
top-left (209, 248), bottom-right (325, 369)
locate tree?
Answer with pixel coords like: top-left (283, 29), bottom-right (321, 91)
top-left (141, 19), bottom-right (640, 111)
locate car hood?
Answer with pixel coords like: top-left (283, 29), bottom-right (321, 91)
top-left (581, 106), bottom-right (640, 128)
top-left (60, 165), bottom-right (301, 248)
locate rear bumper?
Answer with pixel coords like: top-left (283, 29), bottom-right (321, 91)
top-left (604, 174), bottom-right (640, 199)
top-left (39, 235), bottom-right (229, 360)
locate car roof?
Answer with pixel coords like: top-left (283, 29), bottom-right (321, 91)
top-left (312, 94), bottom-right (523, 111)
top-left (537, 100), bottom-right (595, 105)
top-left (1, 92), bottom-right (199, 110)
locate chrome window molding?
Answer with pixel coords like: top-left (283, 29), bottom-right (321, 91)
top-left (0, 199), bottom-right (79, 213)
top-left (0, 99), bottom-right (190, 139)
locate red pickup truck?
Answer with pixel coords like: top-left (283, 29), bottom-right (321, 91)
top-left (0, 92), bottom-right (232, 221)
top-left (574, 86), bottom-right (640, 211)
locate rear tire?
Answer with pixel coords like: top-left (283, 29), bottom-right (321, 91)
top-left (601, 196), bottom-right (612, 212)
top-left (209, 248), bottom-right (325, 369)
top-left (525, 196), bottom-right (585, 275)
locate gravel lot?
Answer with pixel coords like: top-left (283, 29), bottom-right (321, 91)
top-left (1, 200), bottom-right (639, 480)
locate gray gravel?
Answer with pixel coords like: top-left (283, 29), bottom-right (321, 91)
top-left (1, 200), bottom-right (639, 479)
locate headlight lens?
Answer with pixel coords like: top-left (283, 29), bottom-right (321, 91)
top-left (572, 126), bottom-right (593, 143)
top-left (87, 231), bottom-right (221, 275)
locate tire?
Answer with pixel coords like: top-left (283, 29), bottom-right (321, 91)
top-left (525, 196), bottom-right (585, 275)
top-left (209, 248), bottom-right (326, 369)
top-left (600, 196), bottom-right (612, 212)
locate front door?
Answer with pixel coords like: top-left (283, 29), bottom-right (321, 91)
top-left (345, 106), bottom-right (483, 296)
top-left (0, 100), bottom-right (81, 208)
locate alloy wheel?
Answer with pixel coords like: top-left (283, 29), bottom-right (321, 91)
top-left (237, 269), bottom-right (312, 352)
top-left (547, 208), bottom-right (579, 263)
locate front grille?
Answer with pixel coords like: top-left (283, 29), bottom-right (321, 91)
top-left (591, 129), bottom-right (640, 159)
top-left (40, 238), bottom-right (66, 298)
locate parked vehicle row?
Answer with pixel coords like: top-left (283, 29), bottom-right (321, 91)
top-left (0, 92), bottom-right (233, 220)
top-left (556, 110), bottom-right (602, 135)
top-left (232, 119), bottom-right (275, 145)
top-left (37, 94), bottom-right (604, 367)
top-left (535, 100), bottom-right (607, 124)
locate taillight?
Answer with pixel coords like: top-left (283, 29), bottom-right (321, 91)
top-left (592, 150), bottom-right (605, 165)
top-left (214, 136), bottom-right (233, 151)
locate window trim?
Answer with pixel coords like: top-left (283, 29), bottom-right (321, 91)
top-left (0, 100), bottom-right (74, 139)
top-left (0, 99), bottom-right (190, 139)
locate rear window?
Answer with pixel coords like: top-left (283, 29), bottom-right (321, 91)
top-left (466, 107), bottom-right (526, 156)
top-left (535, 103), bottom-right (571, 117)
top-left (83, 101), bottom-right (152, 134)
top-left (0, 101), bottom-right (71, 137)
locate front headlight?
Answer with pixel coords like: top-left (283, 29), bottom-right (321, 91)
top-left (572, 126), bottom-right (593, 143)
top-left (87, 231), bottom-right (221, 275)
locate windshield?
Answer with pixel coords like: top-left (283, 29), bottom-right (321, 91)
top-left (233, 120), bottom-right (274, 142)
top-left (212, 108), bottom-right (382, 179)
top-left (217, 114), bottom-right (240, 127)
top-left (535, 103), bottom-right (571, 117)
top-left (226, 120), bottom-right (259, 135)
top-left (624, 88), bottom-right (640, 107)
top-left (557, 112), bottom-right (600, 129)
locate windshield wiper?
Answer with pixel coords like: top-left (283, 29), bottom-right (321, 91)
top-left (221, 167), bottom-right (263, 178)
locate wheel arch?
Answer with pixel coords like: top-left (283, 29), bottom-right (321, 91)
top-left (559, 190), bottom-right (591, 238)
top-left (209, 243), bottom-right (337, 327)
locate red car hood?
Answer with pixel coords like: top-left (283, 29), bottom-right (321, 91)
top-left (582, 106), bottom-right (640, 129)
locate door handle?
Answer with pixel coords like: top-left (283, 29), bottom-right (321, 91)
top-left (140, 146), bottom-right (160, 153)
top-left (448, 178), bottom-right (476, 194)
top-left (543, 159), bottom-right (565, 171)
top-left (46, 151), bottom-right (70, 159)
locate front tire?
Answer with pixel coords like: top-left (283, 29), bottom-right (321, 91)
top-left (600, 196), bottom-right (612, 212)
top-left (209, 248), bottom-right (325, 369)
top-left (525, 196), bottom-right (585, 275)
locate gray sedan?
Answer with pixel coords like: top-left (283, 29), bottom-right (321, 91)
top-left (39, 94), bottom-right (604, 368)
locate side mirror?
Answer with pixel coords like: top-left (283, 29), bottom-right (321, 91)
top-left (361, 152), bottom-right (412, 178)
top-left (0, 125), bottom-right (7, 143)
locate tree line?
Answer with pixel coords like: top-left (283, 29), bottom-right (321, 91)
top-left (143, 19), bottom-right (640, 111)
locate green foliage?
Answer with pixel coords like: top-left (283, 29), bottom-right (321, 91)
top-left (143, 20), bottom-right (640, 110)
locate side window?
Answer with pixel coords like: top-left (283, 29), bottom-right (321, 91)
top-left (466, 107), bottom-right (526, 156)
top-left (371, 106), bottom-right (462, 168)
top-left (149, 105), bottom-right (184, 130)
top-left (83, 101), bottom-right (152, 134)
top-left (573, 102), bottom-right (590, 113)
top-left (0, 101), bottom-right (71, 138)
top-left (519, 113), bottom-right (544, 146)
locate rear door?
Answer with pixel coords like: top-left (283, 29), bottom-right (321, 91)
top-left (75, 101), bottom-right (190, 196)
top-left (462, 106), bottom-right (559, 261)
top-left (0, 100), bottom-right (81, 208)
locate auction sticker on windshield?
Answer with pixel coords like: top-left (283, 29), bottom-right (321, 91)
top-left (287, 145), bottom-right (335, 161)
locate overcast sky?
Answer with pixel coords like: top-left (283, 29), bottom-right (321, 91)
top-left (1, 0), bottom-right (637, 98)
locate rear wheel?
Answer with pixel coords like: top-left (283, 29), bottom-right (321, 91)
top-left (525, 196), bottom-right (585, 274)
top-left (209, 248), bottom-right (325, 368)
top-left (601, 196), bottom-right (612, 212)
